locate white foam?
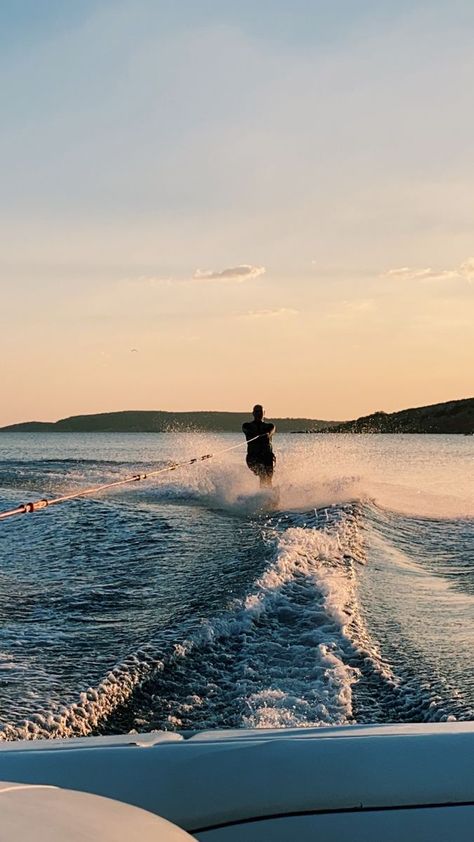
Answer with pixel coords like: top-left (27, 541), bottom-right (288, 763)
top-left (151, 506), bottom-right (392, 731)
top-left (0, 652), bottom-right (165, 741)
top-left (2, 489), bottom-right (470, 739)
top-left (0, 505), bottom-right (373, 738)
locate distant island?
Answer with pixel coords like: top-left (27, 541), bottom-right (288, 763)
top-left (0, 411), bottom-right (336, 434)
top-left (308, 397), bottom-right (473, 435)
top-left (0, 398), bottom-right (472, 434)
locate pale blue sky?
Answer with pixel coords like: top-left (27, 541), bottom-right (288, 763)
top-left (0, 1), bottom-right (450, 49)
top-left (1, 1), bottom-right (473, 424)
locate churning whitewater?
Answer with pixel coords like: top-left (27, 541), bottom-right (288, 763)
top-left (0, 432), bottom-right (473, 740)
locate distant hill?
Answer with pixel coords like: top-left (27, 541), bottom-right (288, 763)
top-left (1, 399), bottom-right (472, 434)
top-left (319, 397), bottom-right (473, 434)
top-left (0, 410), bottom-right (336, 434)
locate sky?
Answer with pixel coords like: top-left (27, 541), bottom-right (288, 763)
top-left (1, 0), bottom-right (473, 425)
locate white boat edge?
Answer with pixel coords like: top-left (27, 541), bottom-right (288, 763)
top-left (0, 721), bottom-right (474, 839)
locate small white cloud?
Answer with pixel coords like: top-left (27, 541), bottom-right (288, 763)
top-left (383, 267), bottom-right (434, 280)
top-left (243, 307), bottom-right (299, 319)
top-left (193, 264), bottom-right (265, 282)
top-left (381, 258), bottom-right (474, 284)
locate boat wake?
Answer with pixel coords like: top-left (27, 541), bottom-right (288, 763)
top-left (2, 485), bottom-right (472, 741)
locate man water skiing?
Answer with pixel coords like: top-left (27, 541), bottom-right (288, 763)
top-left (242, 404), bottom-right (276, 486)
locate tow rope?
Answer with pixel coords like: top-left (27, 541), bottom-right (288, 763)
top-left (0, 434), bottom-right (265, 522)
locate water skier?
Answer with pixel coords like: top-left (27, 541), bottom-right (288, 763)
top-left (242, 404), bottom-right (276, 487)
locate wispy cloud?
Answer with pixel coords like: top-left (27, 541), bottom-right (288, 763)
top-left (381, 258), bottom-right (474, 283)
top-left (242, 307), bottom-right (298, 319)
top-left (343, 299), bottom-right (376, 313)
top-left (123, 265), bottom-right (266, 289)
top-left (193, 264), bottom-right (265, 282)
top-left (326, 299), bottom-right (376, 320)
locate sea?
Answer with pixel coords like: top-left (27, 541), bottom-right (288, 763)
top-left (0, 432), bottom-right (473, 740)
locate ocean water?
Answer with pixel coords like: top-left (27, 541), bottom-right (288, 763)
top-left (0, 432), bottom-right (472, 740)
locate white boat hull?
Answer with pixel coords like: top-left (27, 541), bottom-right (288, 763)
top-left (0, 722), bottom-right (473, 839)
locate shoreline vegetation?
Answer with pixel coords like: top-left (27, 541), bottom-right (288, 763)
top-left (0, 398), bottom-right (472, 435)
top-left (0, 411), bottom-right (335, 435)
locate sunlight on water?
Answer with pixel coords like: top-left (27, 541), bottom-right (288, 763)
top-left (0, 432), bottom-right (472, 739)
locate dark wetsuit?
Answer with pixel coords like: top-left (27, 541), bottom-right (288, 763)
top-left (242, 420), bottom-right (276, 485)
